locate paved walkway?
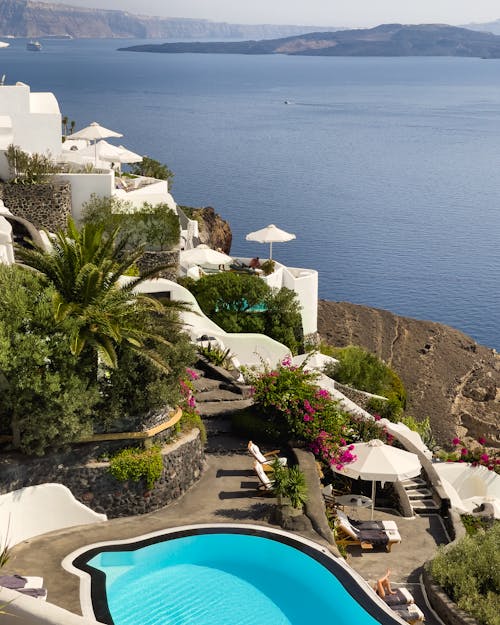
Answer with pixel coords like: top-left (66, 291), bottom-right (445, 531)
top-left (8, 451), bottom-right (449, 623)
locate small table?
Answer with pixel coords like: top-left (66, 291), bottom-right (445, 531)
top-left (335, 494), bottom-right (373, 518)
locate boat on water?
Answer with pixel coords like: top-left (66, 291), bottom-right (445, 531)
top-left (0, 41), bottom-right (10, 49)
top-left (26, 40), bottom-right (42, 51)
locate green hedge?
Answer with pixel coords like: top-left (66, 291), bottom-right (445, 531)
top-left (428, 523), bottom-right (500, 625)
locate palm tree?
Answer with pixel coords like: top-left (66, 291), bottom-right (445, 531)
top-left (15, 219), bottom-right (184, 370)
top-left (61, 115), bottom-right (68, 136)
top-left (69, 120), bottom-right (75, 134)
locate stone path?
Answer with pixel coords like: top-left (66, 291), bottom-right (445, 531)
top-left (8, 448), bottom-right (449, 624)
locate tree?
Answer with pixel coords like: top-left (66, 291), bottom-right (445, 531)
top-left (0, 265), bottom-right (99, 454)
top-left (181, 272), bottom-right (303, 351)
top-left (82, 195), bottom-right (180, 251)
top-left (14, 218), bottom-right (181, 370)
top-left (130, 156), bottom-right (174, 188)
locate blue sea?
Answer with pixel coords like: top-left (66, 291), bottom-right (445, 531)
top-left (2, 38), bottom-right (500, 349)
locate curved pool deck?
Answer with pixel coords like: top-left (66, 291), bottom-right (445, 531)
top-left (7, 451), bottom-right (448, 624)
top-left (65, 524), bottom-right (407, 625)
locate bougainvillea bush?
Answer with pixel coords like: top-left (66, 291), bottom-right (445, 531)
top-left (438, 437), bottom-right (500, 474)
top-left (246, 357), bottom-right (393, 470)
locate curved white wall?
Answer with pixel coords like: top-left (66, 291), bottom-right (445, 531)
top-left (131, 278), bottom-right (290, 368)
top-left (0, 483), bottom-right (107, 548)
top-left (433, 462), bottom-right (500, 518)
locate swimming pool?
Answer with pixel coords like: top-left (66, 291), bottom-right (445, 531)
top-left (67, 524), bottom-right (402, 625)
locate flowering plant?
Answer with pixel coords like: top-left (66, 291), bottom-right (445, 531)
top-left (447, 437), bottom-right (500, 473)
top-left (248, 357), bottom-right (392, 470)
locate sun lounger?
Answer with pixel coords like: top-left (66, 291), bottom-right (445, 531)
top-left (337, 510), bottom-right (399, 532)
top-left (335, 509), bottom-right (401, 552)
top-left (253, 461), bottom-right (275, 492)
top-left (248, 441), bottom-right (287, 472)
top-left (392, 602), bottom-right (425, 624)
top-left (380, 587), bottom-right (415, 606)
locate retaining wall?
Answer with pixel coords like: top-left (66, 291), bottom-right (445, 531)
top-left (1, 181), bottom-right (71, 232)
top-left (0, 429), bottom-right (205, 518)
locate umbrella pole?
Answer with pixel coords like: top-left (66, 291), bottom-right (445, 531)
top-left (371, 480), bottom-right (376, 520)
top-left (269, 241), bottom-right (273, 260)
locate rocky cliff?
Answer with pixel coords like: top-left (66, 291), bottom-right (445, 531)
top-left (184, 206), bottom-right (232, 254)
top-left (0, 0), bottom-right (339, 39)
top-left (318, 300), bottom-right (499, 448)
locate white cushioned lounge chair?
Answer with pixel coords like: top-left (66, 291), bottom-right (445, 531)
top-left (248, 441), bottom-right (287, 472)
top-left (335, 509), bottom-right (401, 552)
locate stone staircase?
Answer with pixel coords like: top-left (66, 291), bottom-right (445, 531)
top-left (191, 360), bottom-right (254, 454)
top-left (402, 476), bottom-right (440, 514)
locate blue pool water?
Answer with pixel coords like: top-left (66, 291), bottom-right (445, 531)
top-left (77, 527), bottom-right (398, 625)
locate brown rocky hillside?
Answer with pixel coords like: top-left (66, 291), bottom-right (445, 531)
top-left (318, 300), bottom-right (499, 448)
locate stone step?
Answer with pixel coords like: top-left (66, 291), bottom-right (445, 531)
top-left (203, 416), bottom-right (234, 436)
top-left (402, 478), bottom-right (427, 489)
top-left (407, 488), bottom-right (433, 499)
top-left (196, 389), bottom-right (246, 403)
top-left (411, 499), bottom-right (440, 512)
top-left (192, 377), bottom-right (222, 393)
top-left (198, 398), bottom-right (254, 418)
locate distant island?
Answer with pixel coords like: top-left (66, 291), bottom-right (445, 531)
top-left (119, 23), bottom-right (500, 58)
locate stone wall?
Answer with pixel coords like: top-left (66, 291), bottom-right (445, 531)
top-left (422, 568), bottom-right (480, 625)
top-left (137, 249), bottom-right (180, 281)
top-left (0, 429), bottom-right (205, 518)
top-left (1, 182), bottom-right (72, 232)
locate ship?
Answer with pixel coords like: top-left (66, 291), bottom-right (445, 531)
top-left (26, 41), bottom-right (42, 51)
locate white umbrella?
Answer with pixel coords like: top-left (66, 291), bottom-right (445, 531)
top-left (116, 145), bottom-right (143, 164)
top-left (245, 223), bottom-right (296, 260)
top-left (180, 244), bottom-right (232, 267)
top-left (332, 439), bottom-right (421, 519)
top-left (68, 122), bottom-right (123, 165)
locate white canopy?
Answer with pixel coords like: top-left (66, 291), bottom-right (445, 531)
top-left (69, 121), bottom-right (123, 142)
top-left (245, 223), bottom-right (296, 259)
top-left (180, 244), bottom-right (232, 267)
top-left (332, 438), bottom-right (421, 519)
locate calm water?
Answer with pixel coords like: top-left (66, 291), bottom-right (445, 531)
top-left (2, 38), bottom-right (500, 348)
top-left (86, 531), bottom-right (385, 625)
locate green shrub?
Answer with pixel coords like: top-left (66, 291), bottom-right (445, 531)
top-left (182, 273), bottom-right (303, 353)
top-left (323, 345), bottom-right (406, 418)
top-left (82, 196), bottom-right (180, 251)
top-left (5, 144), bottom-right (59, 184)
top-left (400, 415), bottom-right (436, 448)
top-left (428, 523), bottom-right (500, 625)
top-left (109, 445), bottom-right (163, 490)
top-left (180, 408), bottom-right (207, 444)
top-left (130, 156), bottom-right (174, 187)
top-left (198, 343), bottom-right (234, 369)
top-left (260, 259), bottom-right (275, 275)
top-left (270, 459), bottom-right (308, 509)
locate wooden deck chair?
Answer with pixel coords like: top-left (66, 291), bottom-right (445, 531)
top-left (335, 510), bottom-right (401, 552)
top-left (247, 441), bottom-right (287, 473)
top-left (253, 461), bottom-right (275, 493)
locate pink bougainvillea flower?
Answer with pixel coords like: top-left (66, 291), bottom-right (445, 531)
top-left (477, 437), bottom-right (486, 445)
top-left (186, 368), bottom-right (199, 380)
top-left (281, 356), bottom-right (292, 367)
top-left (303, 414), bottom-right (312, 422)
top-left (480, 454), bottom-right (489, 463)
top-left (452, 437), bottom-right (461, 446)
top-left (461, 448), bottom-right (468, 456)
top-left (374, 414), bottom-right (381, 421)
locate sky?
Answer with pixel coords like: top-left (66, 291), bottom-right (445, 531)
top-left (46, 0), bottom-right (500, 27)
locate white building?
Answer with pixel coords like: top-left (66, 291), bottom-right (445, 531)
top-left (0, 82), bottom-right (62, 180)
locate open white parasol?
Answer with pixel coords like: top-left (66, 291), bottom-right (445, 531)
top-left (68, 122), bottom-right (123, 165)
top-left (332, 439), bottom-right (421, 519)
top-left (245, 224), bottom-right (296, 260)
top-left (180, 244), bottom-right (232, 267)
